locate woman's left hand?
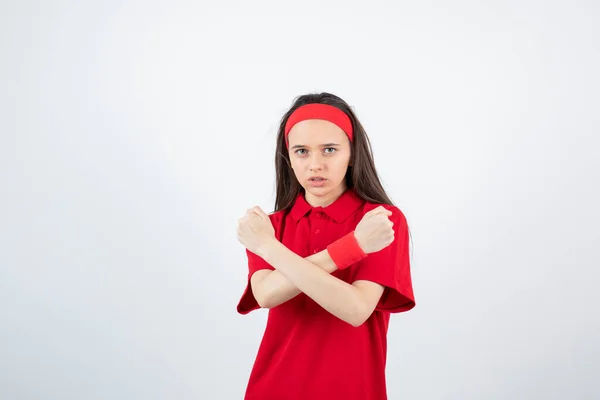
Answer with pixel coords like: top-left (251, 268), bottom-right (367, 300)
top-left (237, 206), bottom-right (275, 256)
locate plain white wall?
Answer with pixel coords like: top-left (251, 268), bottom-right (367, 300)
top-left (1, 1), bottom-right (599, 399)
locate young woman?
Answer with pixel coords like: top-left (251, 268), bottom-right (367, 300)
top-left (236, 92), bottom-right (415, 400)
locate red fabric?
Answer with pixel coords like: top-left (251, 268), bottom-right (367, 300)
top-left (326, 231), bottom-right (367, 269)
top-left (284, 103), bottom-right (353, 147)
top-left (236, 188), bottom-right (415, 400)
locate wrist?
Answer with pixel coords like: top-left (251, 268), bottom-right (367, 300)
top-left (326, 231), bottom-right (368, 270)
top-left (352, 232), bottom-right (367, 253)
top-left (257, 237), bottom-right (280, 261)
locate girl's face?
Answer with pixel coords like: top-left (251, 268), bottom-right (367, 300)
top-left (287, 119), bottom-right (352, 207)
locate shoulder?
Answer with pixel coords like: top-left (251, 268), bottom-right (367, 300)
top-left (265, 209), bottom-right (288, 240)
top-left (267, 209), bottom-right (286, 225)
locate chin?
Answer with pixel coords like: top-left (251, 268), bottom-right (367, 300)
top-left (306, 188), bottom-right (327, 196)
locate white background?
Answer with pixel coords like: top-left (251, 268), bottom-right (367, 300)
top-left (1, 1), bottom-right (599, 399)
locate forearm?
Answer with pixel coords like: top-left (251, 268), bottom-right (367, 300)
top-left (257, 248), bottom-right (339, 309)
top-left (259, 239), bottom-right (365, 326)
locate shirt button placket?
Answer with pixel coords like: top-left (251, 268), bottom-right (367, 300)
top-left (312, 211), bottom-right (323, 253)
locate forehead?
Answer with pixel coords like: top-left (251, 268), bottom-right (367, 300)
top-left (287, 119), bottom-right (348, 146)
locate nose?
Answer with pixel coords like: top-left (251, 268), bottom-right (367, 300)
top-left (308, 152), bottom-right (325, 172)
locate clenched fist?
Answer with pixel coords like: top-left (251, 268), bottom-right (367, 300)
top-left (354, 206), bottom-right (395, 254)
top-left (237, 206), bottom-right (276, 256)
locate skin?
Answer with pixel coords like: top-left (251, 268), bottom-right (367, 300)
top-left (237, 119), bottom-right (392, 327)
top-left (287, 119), bottom-right (352, 207)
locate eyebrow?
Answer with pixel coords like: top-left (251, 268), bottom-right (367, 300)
top-left (290, 143), bottom-right (341, 149)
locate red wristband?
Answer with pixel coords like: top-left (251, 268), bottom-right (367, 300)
top-left (326, 231), bottom-right (367, 269)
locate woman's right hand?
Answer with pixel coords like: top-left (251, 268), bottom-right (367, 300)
top-left (354, 206), bottom-right (395, 254)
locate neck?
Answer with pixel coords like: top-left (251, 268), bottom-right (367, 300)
top-left (304, 183), bottom-right (347, 207)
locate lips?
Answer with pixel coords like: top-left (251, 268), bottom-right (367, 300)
top-left (308, 176), bottom-right (327, 187)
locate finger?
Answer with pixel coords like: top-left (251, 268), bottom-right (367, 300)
top-left (376, 213), bottom-right (391, 221)
top-left (252, 206), bottom-right (269, 219)
top-left (373, 206), bottom-right (390, 215)
top-left (366, 206), bottom-right (384, 216)
top-left (249, 211), bottom-right (262, 220)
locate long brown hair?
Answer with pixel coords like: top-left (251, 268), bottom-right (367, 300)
top-left (274, 92), bottom-right (395, 212)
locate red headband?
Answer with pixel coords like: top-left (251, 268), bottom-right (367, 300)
top-left (284, 103), bottom-right (353, 148)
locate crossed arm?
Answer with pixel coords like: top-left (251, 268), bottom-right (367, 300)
top-left (251, 239), bottom-right (385, 327)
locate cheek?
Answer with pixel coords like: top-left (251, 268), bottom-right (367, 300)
top-left (289, 158), bottom-right (303, 174)
top-left (332, 155), bottom-right (351, 173)
top-left (290, 157), bottom-right (303, 171)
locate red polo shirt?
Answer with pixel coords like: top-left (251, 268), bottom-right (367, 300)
top-left (237, 188), bottom-right (415, 400)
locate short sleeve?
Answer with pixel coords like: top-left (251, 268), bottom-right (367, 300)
top-left (236, 210), bottom-right (283, 315)
top-left (352, 207), bottom-right (415, 313)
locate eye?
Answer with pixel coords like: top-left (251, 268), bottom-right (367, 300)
top-left (324, 147), bottom-right (337, 154)
top-left (295, 148), bottom-right (307, 155)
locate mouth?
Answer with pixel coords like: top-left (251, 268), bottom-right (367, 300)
top-left (308, 176), bottom-right (327, 187)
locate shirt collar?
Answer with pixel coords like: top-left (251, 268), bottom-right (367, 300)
top-left (289, 188), bottom-right (365, 223)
